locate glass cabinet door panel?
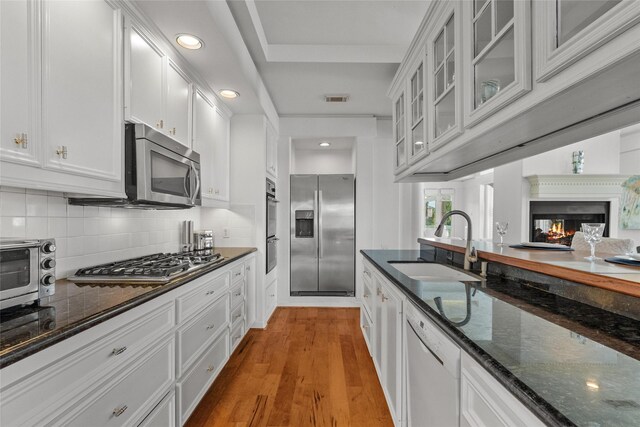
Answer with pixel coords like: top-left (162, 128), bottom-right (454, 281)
top-left (446, 17), bottom-right (455, 53)
top-left (474, 5), bottom-right (492, 56)
top-left (411, 120), bottom-right (425, 156)
top-left (396, 141), bottom-right (406, 167)
top-left (435, 68), bottom-right (445, 98)
top-left (474, 0), bottom-right (489, 15)
top-left (446, 53), bottom-right (455, 86)
top-left (557, 0), bottom-right (620, 46)
top-left (495, 0), bottom-right (514, 34)
top-left (434, 31), bottom-right (445, 65)
top-left (474, 27), bottom-right (515, 108)
top-left (435, 89), bottom-right (455, 137)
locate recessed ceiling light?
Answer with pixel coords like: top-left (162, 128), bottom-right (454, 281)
top-left (319, 142), bottom-right (331, 147)
top-left (219, 89), bottom-right (240, 99)
top-left (176, 34), bottom-right (203, 50)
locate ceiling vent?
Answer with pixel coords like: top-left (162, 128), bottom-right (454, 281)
top-left (325, 94), bottom-right (349, 103)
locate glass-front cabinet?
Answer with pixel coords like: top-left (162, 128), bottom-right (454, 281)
top-left (409, 57), bottom-right (427, 163)
top-left (535, 0), bottom-right (639, 81)
top-left (463, 0), bottom-right (531, 126)
top-left (393, 92), bottom-right (407, 171)
top-left (429, 4), bottom-right (462, 151)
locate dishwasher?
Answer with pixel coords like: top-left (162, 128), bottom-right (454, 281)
top-left (406, 302), bottom-right (461, 427)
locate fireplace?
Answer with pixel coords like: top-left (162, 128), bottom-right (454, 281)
top-left (529, 201), bottom-right (610, 246)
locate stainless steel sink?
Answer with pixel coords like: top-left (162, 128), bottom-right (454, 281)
top-left (388, 262), bottom-right (481, 282)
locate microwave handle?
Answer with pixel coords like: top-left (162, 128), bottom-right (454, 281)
top-left (190, 164), bottom-right (200, 205)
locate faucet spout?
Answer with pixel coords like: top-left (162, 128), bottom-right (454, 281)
top-left (434, 210), bottom-right (476, 271)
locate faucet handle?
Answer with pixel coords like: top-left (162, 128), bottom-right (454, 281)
top-left (469, 246), bottom-right (478, 263)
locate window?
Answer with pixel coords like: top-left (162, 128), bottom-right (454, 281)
top-left (423, 188), bottom-right (455, 237)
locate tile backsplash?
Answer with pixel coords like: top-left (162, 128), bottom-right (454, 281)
top-left (0, 186), bottom-right (258, 278)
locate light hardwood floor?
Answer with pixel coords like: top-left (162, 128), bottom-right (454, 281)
top-left (186, 307), bottom-right (394, 427)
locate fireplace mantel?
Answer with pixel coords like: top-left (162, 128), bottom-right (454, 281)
top-left (526, 175), bottom-right (630, 198)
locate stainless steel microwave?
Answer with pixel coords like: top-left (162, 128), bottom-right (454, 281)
top-left (0, 239), bottom-right (56, 310)
top-left (69, 123), bottom-right (201, 209)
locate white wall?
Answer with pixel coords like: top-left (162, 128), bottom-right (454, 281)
top-left (493, 161), bottom-right (529, 243)
top-left (0, 186), bottom-right (202, 278)
top-left (291, 149), bottom-right (354, 174)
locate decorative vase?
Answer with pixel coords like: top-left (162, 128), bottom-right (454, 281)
top-left (572, 150), bottom-right (584, 174)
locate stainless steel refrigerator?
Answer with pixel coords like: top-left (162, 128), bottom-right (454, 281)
top-left (290, 174), bottom-right (355, 296)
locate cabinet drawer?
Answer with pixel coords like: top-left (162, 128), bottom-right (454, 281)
top-left (231, 264), bottom-right (244, 283)
top-left (360, 307), bottom-right (373, 355)
top-left (265, 279), bottom-right (277, 319)
top-left (177, 294), bottom-right (229, 377)
top-left (230, 320), bottom-right (245, 353)
top-left (229, 280), bottom-right (245, 309)
top-left (230, 303), bottom-right (244, 329)
top-left (0, 304), bottom-right (174, 426)
top-left (57, 338), bottom-right (174, 427)
top-left (177, 330), bottom-right (229, 424)
top-left (138, 389), bottom-right (175, 427)
top-left (362, 274), bottom-right (374, 318)
top-left (177, 272), bottom-right (229, 323)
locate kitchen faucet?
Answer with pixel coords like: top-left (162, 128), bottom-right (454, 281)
top-left (434, 210), bottom-right (478, 271)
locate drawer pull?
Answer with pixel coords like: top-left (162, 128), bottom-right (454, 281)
top-left (206, 324), bottom-right (216, 330)
top-left (362, 324), bottom-right (369, 329)
top-left (233, 290), bottom-right (242, 297)
top-left (111, 346), bottom-right (127, 356)
top-left (207, 365), bottom-right (215, 372)
top-left (364, 293), bottom-right (370, 298)
top-left (235, 272), bottom-right (242, 277)
top-left (113, 405), bottom-right (128, 417)
top-left (269, 294), bottom-right (275, 297)
top-left (381, 293), bottom-right (389, 302)
top-left (205, 290), bottom-right (215, 296)
top-left (233, 313), bottom-right (242, 320)
top-left (364, 270), bottom-right (371, 277)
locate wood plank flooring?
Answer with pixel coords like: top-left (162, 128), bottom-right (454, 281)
top-left (185, 307), bottom-right (394, 427)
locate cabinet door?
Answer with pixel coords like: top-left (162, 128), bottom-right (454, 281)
top-left (193, 90), bottom-right (216, 199)
top-left (165, 59), bottom-right (191, 147)
top-left (393, 92), bottom-right (407, 172)
top-left (245, 256), bottom-right (256, 328)
top-left (464, 0), bottom-right (531, 126)
top-left (373, 276), bottom-right (384, 375)
top-left (408, 57), bottom-right (428, 163)
top-left (211, 107), bottom-right (230, 201)
top-left (0, 0), bottom-right (40, 167)
top-left (42, 0), bottom-right (121, 182)
top-left (127, 24), bottom-right (163, 130)
top-left (381, 280), bottom-right (403, 423)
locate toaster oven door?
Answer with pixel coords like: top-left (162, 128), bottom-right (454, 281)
top-left (0, 246), bottom-right (39, 300)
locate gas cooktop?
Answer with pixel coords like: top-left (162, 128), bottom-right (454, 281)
top-left (67, 250), bottom-right (224, 284)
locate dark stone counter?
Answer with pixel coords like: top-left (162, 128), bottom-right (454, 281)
top-left (0, 247), bottom-right (257, 369)
top-left (361, 249), bottom-right (640, 427)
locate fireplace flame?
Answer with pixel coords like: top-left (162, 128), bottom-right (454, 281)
top-left (546, 221), bottom-right (575, 243)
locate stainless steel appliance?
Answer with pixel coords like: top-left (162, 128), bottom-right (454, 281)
top-left (266, 178), bottom-right (279, 273)
top-left (194, 230), bottom-right (214, 250)
top-left (69, 123), bottom-right (201, 209)
top-left (68, 250), bottom-right (224, 284)
top-left (181, 220), bottom-right (195, 252)
top-left (290, 174), bottom-right (354, 296)
top-left (0, 239), bottom-right (56, 310)
top-left (405, 302), bottom-right (460, 426)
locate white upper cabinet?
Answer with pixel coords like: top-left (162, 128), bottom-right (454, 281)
top-left (408, 56), bottom-right (428, 163)
top-left (0, 0), bottom-right (40, 168)
top-left (212, 107), bottom-right (230, 202)
top-left (393, 92), bottom-right (407, 172)
top-left (428, 3), bottom-right (462, 150)
top-left (165, 59), bottom-right (191, 146)
top-left (535, 0), bottom-right (640, 82)
top-left (42, 0), bottom-right (122, 182)
top-left (463, 0), bottom-right (531, 126)
top-left (127, 26), bottom-right (163, 132)
top-left (125, 21), bottom-right (192, 148)
top-left (266, 121), bottom-right (278, 179)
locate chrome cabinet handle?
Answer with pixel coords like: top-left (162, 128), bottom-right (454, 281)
top-left (364, 270), bottom-right (371, 277)
top-left (362, 324), bottom-right (369, 329)
top-left (234, 291), bottom-right (242, 297)
top-left (205, 290), bottom-right (215, 295)
top-left (206, 324), bottom-right (216, 330)
top-left (381, 294), bottom-right (389, 302)
top-left (363, 293), bottom-right (370, 298)
top-left (14, 133), bottom-right (28, 148)
top-left (235, 272), bottom-right (242, 277)
top-left (233, 313), bottom-right (242, 320)
top-left (269, 294), bottom-right (275, 297)
top-left (113, 405), bottom-right (127, 417)
top-left (246, 266), bottom-right (251, 271)
top-left (376, 287), bottom-right (381, 296)
top-left (157, 119), bottom-right (164, 129)
top-left (111, 346), bottom-right (127, 356)
top-left (56, 145), bottom-right (68, 159)
top-left (207, 365), bottom-right (215, 372)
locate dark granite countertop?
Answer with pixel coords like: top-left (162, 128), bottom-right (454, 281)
top-left (0, 247), bottom-right (256, 369)
top-left (361, 249), bottom-right (640, 427)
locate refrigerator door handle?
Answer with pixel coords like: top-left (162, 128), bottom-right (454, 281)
top-left (313, 190), bottom-right (319, 253)
top-left (318, 190), bottom-right (323, 259)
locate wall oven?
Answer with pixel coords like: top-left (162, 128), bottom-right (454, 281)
top-left (266, 178), bottom-right (279, 273)
top-left (69, 123), bottom-right (201, 209)
top-left (0, 239), bottom-right (56, 310)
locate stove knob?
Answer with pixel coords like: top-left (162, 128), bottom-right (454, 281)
top-left (41, 241), bottom-right (56, 254)
top-left (41, 274), bottom-right (56, 286)
top-left (41, 258), bottom-right (56, 270)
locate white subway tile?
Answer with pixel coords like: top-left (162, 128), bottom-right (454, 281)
top-left (83, 206), bottom-right (99, 217)
top-left (47, 196), bottom-right (67, 217)
top-left (83, 235), bottom-right (100, 254)
top-left (98, 207), bottom-right (111, 218)
top-left (25, 217), bottom-right (48, 238)
top-left (26, 194), bottom-right (48, 217)
top-left (66, 236), bottom-right (85, 257)
top-left (0, 217), bottom-right (26, 238)
top-left (26, 188), bottom-right (48, 196)
top-left (67, 204), bottom-right (84, 218)
top-left (48, 217), bottom-right (67, 237)
top-left (67, 218), bottom-right (84, 237)
top-left (0, 186), bottom-right (26, 194)
top-left (54, 237), bottom-right (67, 258)
top-left (0, 191), bottom-right (26, 216)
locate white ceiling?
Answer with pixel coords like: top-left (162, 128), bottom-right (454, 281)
top-left (292, 137), bottom-right (355, 150)
top-left (133, 1), bottom-right (430, 118)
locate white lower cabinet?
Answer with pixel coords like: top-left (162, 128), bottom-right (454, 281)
top-left (230, 320), bottom-right (246, 353)
top-left (265, 277), bottom-right (277, 322)
top-left (360, 307), bottom-right (374, 355)
top-left (138, 389), bottom-right (175, 427)
top-left (176, 329), bottom-right (229, 425)
top-left (460, 353), bottom-right (544, 427)
top-left (54, 337), bottom-right (174, 426)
